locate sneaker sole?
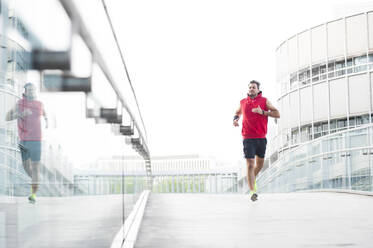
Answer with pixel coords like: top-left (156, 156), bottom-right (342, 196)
top-left (251, 194), bottom-right (258, 202)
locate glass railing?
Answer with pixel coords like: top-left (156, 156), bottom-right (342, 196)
top-left (0, 0), bottom-right (150, 247)
top-left (253, 124), bottom-right (373, 193)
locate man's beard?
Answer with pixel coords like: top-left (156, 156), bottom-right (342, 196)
top-left (26, 94), bottom-right (36, 100)
top-left (248, 93), bottom-right (257, 98)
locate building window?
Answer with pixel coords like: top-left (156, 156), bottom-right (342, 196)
top-left (314, 123), bottom-right (322, 139)
top-left (362, 114), bottom-right (369, 124)
top-left (290, 72), bottom-right (298, 89)
top-left (291, 129), bottom-right (299, 145)
top-left (286, 53), bottom-right (373, 88)
top-left (349, 116), bottom-right (355, 127)
top-left (314, 123), bottom-right (322, 134)
top-left (312, 66), bottom-right (319, 76)
top-left (337, 119), bottom-right (347, 129)
top-left (328, 61), bottom-right (335, 71)
top-left (356, 116), bottom-right (362, 125)
top-left (354, 55), bottom-right (367, 73)
top-left (355, 55), bottom-right (367, 65)
top-left (330, 119), bottom-right (337, 133)
top-left (369, 54), bottom-right (373, 70)
top-left (299, 70), bottom-right (306, 82)
top-left (322, 122), bottom-right (328, 135)
top-left (301, 126), bottom-right (310, 143)
top-left (328, 61), bottom-right (335, 78)
top-left (335, 60), bottom-right (345, 76)
top-left (347, 58), bottom-right (354, 73)
top-left (320, 64), bottom-right (327, 80)
top-left (0, 129), bottom-right (5, 146)
top-left (312, 65), bottom-right (319, 82)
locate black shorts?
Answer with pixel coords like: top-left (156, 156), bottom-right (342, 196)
top-left (19, 141), bottom-right (41, 162)
top-left (243, 138), bottom-right (267, 159)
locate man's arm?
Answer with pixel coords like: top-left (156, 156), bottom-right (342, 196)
top-left (6, 105), bottom-right (18, 121)
top-left (233, 105), bottom-right (242, 126)
top-left (264, 100), bottom-right (280, 118)
top-left (42, 103), bottom-right (48, 128)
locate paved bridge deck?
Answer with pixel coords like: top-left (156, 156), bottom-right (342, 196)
top-left (135, 193), bottom-right (373, 248)
top-left (0, 195), bottom-right (137, 248)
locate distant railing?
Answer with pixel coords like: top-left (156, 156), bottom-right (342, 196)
top-left (253, 124), bottom-right (373, 193)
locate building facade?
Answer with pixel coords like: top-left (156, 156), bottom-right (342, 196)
top-left (257, 11), bottom-right (373, 193)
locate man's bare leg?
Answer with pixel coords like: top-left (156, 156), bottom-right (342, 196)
top-left (246, 158), bottom-right (255, 192)
top-left (254, 156), bottom-right (265, 177)
top-left (31, 161), bottom-right (40, 194)
top-left (22, 159), bottom-right (32, 178)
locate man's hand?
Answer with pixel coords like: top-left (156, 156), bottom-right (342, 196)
top-left (252, 105), bottom-right (263, 115)
top-left (18, 109), bottom-right (32, 118)
top-left (233, 120), bottom-right (239, 127)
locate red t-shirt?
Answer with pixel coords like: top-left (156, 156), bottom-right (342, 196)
top-left (17, 96), bottom-right (44, 141)
top-left (240, 92), bottom-right (268, 139)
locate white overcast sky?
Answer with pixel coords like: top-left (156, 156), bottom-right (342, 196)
top-left (16, 0), bottom-right (373, 165)
top-left (101, 0), bottom-right (373, 161)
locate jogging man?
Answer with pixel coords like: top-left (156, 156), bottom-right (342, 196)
top-left (6, 83), bottom-right (48, 203)
top-left (233, 80), bottom-right (280, 201)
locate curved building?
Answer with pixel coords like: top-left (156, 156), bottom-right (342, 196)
top-left (276, 11), bottom-right (373, 152)
top-left (258, 11), bottom-right (373, 193)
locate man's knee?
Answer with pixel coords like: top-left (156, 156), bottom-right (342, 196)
top-left (246, 159), bottom-right (255, 170)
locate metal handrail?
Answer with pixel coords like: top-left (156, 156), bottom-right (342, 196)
top-left (58, 0), bottom-right (150, 158)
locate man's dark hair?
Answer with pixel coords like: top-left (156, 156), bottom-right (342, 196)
top-left (24, 82), bottom-right (34, 89)
top-left (249, 80), bottom-right (260, 89)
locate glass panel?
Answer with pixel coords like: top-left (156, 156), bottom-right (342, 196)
top-left (355, 55), bottom-right (367, 65)
top-left (354, 55), bottom-right (368, 73)
top-left (290, 72), bottom-right (298, 89)
top-left (349, 117), bottom-right (356, 127)
top-left (1, 1), bottom-right (150, 247)
top-left (369, 53), bottom-right (373, 62)
top-left (349, 150), bottom-right (370, 191)
top-left (308, 157), bottom-right (321, 189)
top-left (312, 65), bottom-right (320, 77)
top-left (356, 116), bottom-right (363, 125)
top-left (308, 140), bottom-right (321, 156)
top-left (330, 119), bottom-right (337, 133)
top-left (320, 64), bottom-right (327, 74)
top-left (328, 61), bottom-right (335, 72)
top-left (347, 58), bottom-right (353, 73)
top-left (322, 122), bottom-right (329, 135)
top-left (337, 119), bottom-right (347, 129)
top-left (335, 60), bottom-right (345, 76)
top-left (301, 126), bottom-right (310, 143)
top-left (291, 129), bottom-right (299, 145)
top-left (362, 114), bottom-right (370, 124)
top-left (320, 64), bottom-right (327, 80)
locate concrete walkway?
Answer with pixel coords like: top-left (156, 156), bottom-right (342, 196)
top-left (135, 193), bottom-right (373, 248)
top-left (0, 194), bottom-right (138, 248)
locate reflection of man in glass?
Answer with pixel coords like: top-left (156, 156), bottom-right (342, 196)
top-left (6, 83), bottom-right (48, 203)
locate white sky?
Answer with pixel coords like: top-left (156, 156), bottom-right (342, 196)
top-left (102, 0), bottom-right (373, 161)
top-left (17, 0), bottom-right (373, 166)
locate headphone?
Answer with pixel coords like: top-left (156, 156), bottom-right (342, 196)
top-left (23, 83), bottom-right (36, 100)
top-left (24, 82), bottom-right (34, 90)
